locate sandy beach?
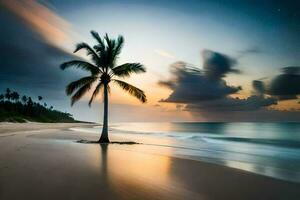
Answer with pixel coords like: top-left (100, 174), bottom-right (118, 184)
top-left (0, 123), bottom-right (299, 200)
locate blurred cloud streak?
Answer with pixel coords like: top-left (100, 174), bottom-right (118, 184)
top-left (154, 49), bottom-right (175, 59)
top-left (1, 0), bottom-right (71, 48)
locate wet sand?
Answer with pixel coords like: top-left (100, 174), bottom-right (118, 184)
top-left (0, 123), bottom-right (299, 200)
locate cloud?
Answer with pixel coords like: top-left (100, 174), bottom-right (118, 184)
top-left (176, 104), bottom-right (184, 111)
top-left (237, 46), bottom-right (261, 58)
top-left (1, 0), bottom-right (71, 47)
top-left (190, 109), bottom-right (300, 122)
top-left (267, 66), bottom-right (300, 100)
top-left (254, 66), bottom-right (300, 100)
top-left (252, 80), bottom-right (265, 95)
top-left (154, 49), bottom-right (175, 59)
top-left (202, 50), bottom-right (240, 79)
top-left (159, 49), bottom-right (279, 116)
top-left (0, 1), bottom-right (79, 100)
top-left (159, 50), bottom-right (241, 103)
top-left (185, 96), bottom-right (277, 112)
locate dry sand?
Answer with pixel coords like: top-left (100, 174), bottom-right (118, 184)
top-left (0, 122), bottom-right (94, 134)
top-left (0, 123), bottom-right (299, 200)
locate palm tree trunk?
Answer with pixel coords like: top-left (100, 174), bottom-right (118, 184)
top-left (99, 84), bottom-right (110, 143)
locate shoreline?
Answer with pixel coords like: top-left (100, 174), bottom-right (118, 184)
top-left (2, 122), bottom-right (299, 183)
top-left (0, 123), bottom-right (299, 199)
top-left (71, 124), bottom-right (300, 184)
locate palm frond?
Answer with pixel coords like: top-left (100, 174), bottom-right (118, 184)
top-left (92, 33), bottom-right (125, 70)
top-left (61, 32), bottom-right (147, 107)
top-left (88, 82), bottom-right (104, 106)
top-left (104, 33), bottom-right (115, 68)
top-left (74, 42), bottom-right (100, 65)
top-left (93, 46), bottom-right (108, 72)
top-left (91, 31), bottom-right (107, 69)
top-left (112, 63), bottom-right (145, 78)
top-left (113, 79), bottom-right (147, 103)
top-left (70, 79), bottom-right (96, 106)
top-left (90, 30), bottom-right (105, 49)
top-left (104, 33), bottom-right (115, 50)
top-left (112, 35), bottom-right (124, 59)
top-left (60, 60), bottom-right (101, 74)
top-left (66, 76), bottom-right (97, 96)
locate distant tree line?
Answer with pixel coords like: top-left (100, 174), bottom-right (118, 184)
top-left (0, 88), bottom-right (75, 122)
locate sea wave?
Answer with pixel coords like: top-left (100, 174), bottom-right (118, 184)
top-left (111, 128), bottom-right (300, 148)
top-left (201, 136), bottom-right (300, 148)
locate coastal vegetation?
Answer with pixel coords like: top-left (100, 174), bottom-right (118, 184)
top-left (0, 88), bottom-right (75, 123)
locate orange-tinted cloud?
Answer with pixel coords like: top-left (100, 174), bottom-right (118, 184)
top-left (1, 0), bottom-right (71, 47)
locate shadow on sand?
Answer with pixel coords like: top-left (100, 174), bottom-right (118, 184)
top-left (76, 139), bottom-right (140, 145)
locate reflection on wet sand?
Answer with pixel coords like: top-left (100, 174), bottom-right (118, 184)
top-left (88, 143), bottom-right (300, 200)
top-left (96, 144), bottom-right (196, 200)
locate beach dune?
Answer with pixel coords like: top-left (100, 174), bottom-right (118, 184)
top-left (0, 123), bottom-right (299, 200)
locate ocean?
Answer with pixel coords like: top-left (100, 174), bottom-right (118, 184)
top-left (72, 122), bottom-right (300, 183)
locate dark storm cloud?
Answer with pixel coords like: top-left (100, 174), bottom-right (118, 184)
top-left (185, 96), bottom-right (277, 112)
top-left (202, 50), bottom-right (239, 79)
top-left (0, 11), bottom-right (79, 100)
top-left (252, 80), bottom-right (265, 95)
top-left (268, 66), bottom-right (300, 98)
top-left (281, 66), bottom-right (300, 74)
top-left (254, 66), bottom-right (300, 100)
top-left (159, 49), bottom-right (279, 112)
top-left (159, 50), bottom-right (241, 103)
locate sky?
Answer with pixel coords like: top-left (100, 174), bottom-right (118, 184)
top-left (0, 0), bottom-right (299, 122)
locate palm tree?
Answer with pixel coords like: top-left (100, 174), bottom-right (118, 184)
top-left (27, 97), bottom-right (33, 107)
top-left (22, 95), bottom-right (28, 105)
top-left (60, 31), bottom-right (147, 143)
top-left (11, 91), bottom-right (20, 103)
top-left (0, 94), bottom-right (4, 102)
top-left (5, 88), bottom-right (11, 101)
